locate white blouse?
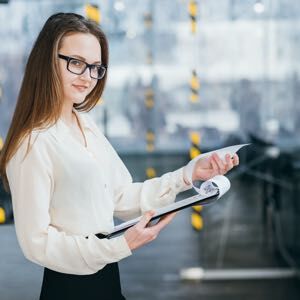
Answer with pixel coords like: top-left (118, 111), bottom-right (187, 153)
top-left (6, 109), bottom-right (191, 275)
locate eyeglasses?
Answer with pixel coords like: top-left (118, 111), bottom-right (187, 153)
top-left (58, 54), bottom-right (106, 80)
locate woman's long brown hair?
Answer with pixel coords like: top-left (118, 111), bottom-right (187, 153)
top-left (0, 13), bottom-right (109, 191)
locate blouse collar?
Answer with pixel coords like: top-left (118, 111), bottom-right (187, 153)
top-left (52, 108), bottom-right (96, 140)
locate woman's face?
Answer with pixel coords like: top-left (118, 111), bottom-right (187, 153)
top-left (58, 33), bottom-right (101, 106)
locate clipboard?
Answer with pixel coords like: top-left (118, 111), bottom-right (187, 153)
top-left (96, 187), bottom-right (220, 239)
top-left (94, 144), bottom-right (250, 239)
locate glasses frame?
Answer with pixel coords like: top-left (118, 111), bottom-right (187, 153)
top-left (58, 54), bottom-right (107, 80)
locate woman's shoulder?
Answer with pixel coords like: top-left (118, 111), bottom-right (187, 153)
top-left (78, 112), bottom-right (104, 137)
top-left (29, 126), bottom-right (55, 147)
top-left (79, 111), bottom-right (98, 128)
top-left (11, 128), bottom-right (53, 164)
top-left (78, 111), bottom-right (116, 150)
top-left (6, 129), bottom-right (54, 179)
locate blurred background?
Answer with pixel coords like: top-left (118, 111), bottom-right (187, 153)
top-left (0, 0), bottom-right (300, 299)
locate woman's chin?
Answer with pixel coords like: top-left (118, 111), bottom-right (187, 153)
top-left (72, 97), bottom-right (86, 105)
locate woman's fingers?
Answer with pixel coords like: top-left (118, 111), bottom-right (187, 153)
top-left (137, 210), bottom-right (155, 229)
top-left (145, 213), bottom-right (176, 241)
top-left (225, 154), bottom-right (234, 170)
top-left (211, 153), bottom-right (239, 175)
top-left (150, 212), bottom-right (177, 233)
top-left (212, 153), bottom-right (226, 174)
top-left (210, 155), bottom-right (219, 174)
top-left (232, 154), bottom-right (239, 166)
top-left (124, 211), bottom-right (177, 251)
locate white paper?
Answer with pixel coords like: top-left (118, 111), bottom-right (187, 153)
top-left (185, 143), bottom-right (249, 189)
top-left (197, 175), bottom-right (230, 198)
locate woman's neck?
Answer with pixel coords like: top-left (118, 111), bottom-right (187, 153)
top-left (60, 104), bottom-right (76, 127)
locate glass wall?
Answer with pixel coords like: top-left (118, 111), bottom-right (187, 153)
top-left (0, 0), bottom-right (300, 154)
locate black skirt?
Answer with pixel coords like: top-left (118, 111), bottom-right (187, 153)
top-left (39, 263), bottom-right (126, 300)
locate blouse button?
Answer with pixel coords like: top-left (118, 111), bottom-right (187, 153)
top-left (104, 184), bottom-right (107, 189)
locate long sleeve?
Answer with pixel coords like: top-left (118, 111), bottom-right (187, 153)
top-left (102, 136), bottom-right (192, 221)
top-left (83, 114), bottom-right (193, 221)
top-left (6, 133), bottom-right (132, 275)
top-left (113, 165), bottom-right (192, 221)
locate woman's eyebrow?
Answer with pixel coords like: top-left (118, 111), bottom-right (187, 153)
top-left (71, 54), bottom-right (101, 64)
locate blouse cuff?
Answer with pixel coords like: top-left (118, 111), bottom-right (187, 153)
top-left (172, 167), bottom-right (193, 193)
top-left (108, 234), bottom-right (132, 259)
top-left (83, 233), bottom-right (132, 270)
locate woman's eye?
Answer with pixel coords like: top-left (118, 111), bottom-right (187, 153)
top-left (91, 65), bottom-right (100, 71)
top-left (70, 59), bottom-right (83, 67)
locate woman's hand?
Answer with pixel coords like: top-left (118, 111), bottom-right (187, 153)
top-left (184, 153), bottom-right (239, 183)
top-left (124, 210), bottom-right (176, 251)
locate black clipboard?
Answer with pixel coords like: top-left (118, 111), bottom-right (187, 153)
top-left (96, 187), bottom-right (219, 239)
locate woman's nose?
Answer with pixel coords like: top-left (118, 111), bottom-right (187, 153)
top-left (79, 67), bottom-right (92, 81)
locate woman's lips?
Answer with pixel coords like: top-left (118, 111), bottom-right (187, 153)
top-left (72, 84), bottom-right (88, 92)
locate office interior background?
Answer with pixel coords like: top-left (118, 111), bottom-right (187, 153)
top-left (0, 0), bottom-right (300, 299)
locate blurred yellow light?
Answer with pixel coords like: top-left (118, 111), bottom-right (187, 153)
top-left (192, 205), bottom-right (203, 212)
top-left (146, 167), bottom-right (156, 178)
top-left (0, 136), bottom-right (3, 150)
top-left (189, 131), bottom-right (201, 145)
top-left (190, 146), bottom-right (201, 159)
top-left (146, 143), bottom-right (155, 152)
top-left (191, 212), bottom-right (203, 230)
top-left (85, 4), bottom-right (101, 24)
top-left (0, 207), bottom-right (6, 224)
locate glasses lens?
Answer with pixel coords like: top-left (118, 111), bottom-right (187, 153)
top-left (99, 66), bottom-right (106, 79)
top-left (66, 57), bottom-right (106, 79)
top-left (68, 59), bottom-right (86, 75)
top-left (90, 65), bottom-right (106, 79)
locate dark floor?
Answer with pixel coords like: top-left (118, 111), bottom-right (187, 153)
top-left (0, 177), bottom-right (299, 299)
top-left (119, 177), bottom-right (300, 300)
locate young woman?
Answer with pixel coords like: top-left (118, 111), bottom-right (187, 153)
top-left (0, 13), bottom-right (238, 300)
